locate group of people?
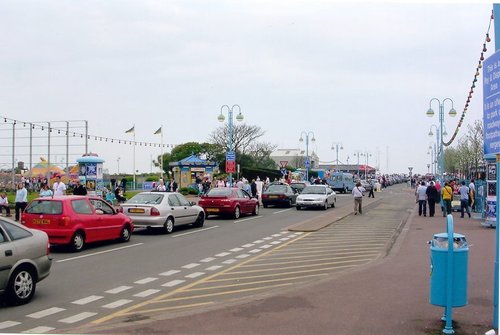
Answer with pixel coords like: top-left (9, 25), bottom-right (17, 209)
top-left (415, 179), bottom-right (475, 218)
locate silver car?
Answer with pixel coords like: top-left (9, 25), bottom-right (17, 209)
top-left (120, 192), bottom-right (205, 234)
top-left (296, 185), bottom-right (337, 210)
top-left (0, 218), bottom-right (52, 305)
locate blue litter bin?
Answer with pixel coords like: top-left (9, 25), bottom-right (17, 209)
top-left (430, 232), bottom-right (468, 307)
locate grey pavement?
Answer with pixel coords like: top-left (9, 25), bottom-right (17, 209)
top-left (68, 185), bottom-right (497, 335)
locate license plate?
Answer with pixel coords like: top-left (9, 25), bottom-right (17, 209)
top-left (206, 208), bottom-right (219, 213)
top-left (269, 195), bottom-right (278, 199)
top-left (128, 208), bottom-right (145, 214)
top-left (32, 219), bottom-right (50, 225)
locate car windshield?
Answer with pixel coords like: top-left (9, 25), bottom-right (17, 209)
top-left (290, 183), bottom-right (305, 190)
top-left (301, 186), bottom-right (326, 195)
top-left (206, 188), bottom-right (232, 197)
top-left (127, 193), bottom-right (164, 205)
top-left (266, 185), bottom-right (287, 193)
top-left (25, 200), bottom-right (63, 215)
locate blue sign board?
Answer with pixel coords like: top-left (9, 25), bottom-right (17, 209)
top-left (226, 151), bottom-right (235, 161)
top-left (483, 50), bottom-right (500, 156)
top-left (305, 159), bottom-right (310, 169)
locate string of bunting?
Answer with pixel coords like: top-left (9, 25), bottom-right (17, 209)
top-left (443, 9), bottom-right (494, 147)
top-left (0, 116), bottom-right (176, 149)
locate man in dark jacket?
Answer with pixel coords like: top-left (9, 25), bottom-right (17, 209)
top-left (73, 180), bottom-right (88, 196)
top-left (426, 181), bottom-right (438, 217)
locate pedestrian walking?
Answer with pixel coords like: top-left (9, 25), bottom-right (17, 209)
top-left (368, 182), bottom-right (375, 198)
top-left (416, 181), bottom-right (427, 216)
top-left (53, 175), bottom-right (67, 196)
top-left (15, 182), bottom-right (28, 221)
top-left (459, 181), bottom-right (471, 218)
top-left (352, 181), bottom-right (365, 215)
top-left (469, 179), bottom-right (476, 211)
top-left (441, 182), bottom-right (453, 217)
top-left (170, 179), bottom-right (178, 192)
top-left (425, 181), bottom-right (438, 217)
top-left (0, 193), bottom-right (11, 217)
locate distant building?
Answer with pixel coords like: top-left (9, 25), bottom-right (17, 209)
top-left (270, 149), bottom-right (319, 169)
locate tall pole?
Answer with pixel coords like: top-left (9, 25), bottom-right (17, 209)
top-left (218, 105), bottom-right (243, 188)
top-left (47, 122), bottom-right (51, 183)
top-left (133, 131), bottom-right (136, 190)
top-left (300, 131), bottom-right (315, 182)
top-left (160, 125), bottom-right (164, 179)
top-left (66, 121), bottom-right (69, 175)
top-left (11, 123), bottom-right (15, 188)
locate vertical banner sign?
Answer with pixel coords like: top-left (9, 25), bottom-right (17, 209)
top-left (226, 151), bottom-right (236, 174)
top-left (483, 49), bottom-right (500, 328)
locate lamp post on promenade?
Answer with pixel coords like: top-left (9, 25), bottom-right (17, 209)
top-left (426, 98), bottom-right (456, 182)
top-left (299, 131), bottom-right (315, 182)
top-left (353, 151), bottom-right (362, 179)
top-left (218, 104), bottom-right (243, 187)
top-left (361, 152), bottom-right (372, 180)
top-left (331, 142), bottom-right (343, 166)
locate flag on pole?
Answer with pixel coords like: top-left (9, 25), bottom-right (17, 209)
top-left (154, 126), bottom-right (162, 135)
top-left (125, 125), bottom-right (135, 134)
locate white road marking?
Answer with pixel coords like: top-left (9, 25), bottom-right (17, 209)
top-left (270, 241), bottom-right (281, 245)
top-left (230, 247), bottom-right (244, 252)
top-left (205, 265), bottom-right (223, 271)
top-left (162, 279), bottom-right (185, 287)
top-left (236, 254), bottom-right (250, 259)
top-left (273, 208), bottom-right (293, 214)
top-left (134, 277), bottom-right (158, 284)
top-left (173, 225), bottom-right (219, 237)
top-left (56, 243), bottom-right (143, 263)
top-left (59, 312), bottom-right (97, 324)
top-left (272, 234), bottom-right (282, 237)
top-left (134, 289), bottom-right (161, 298)
top-left (215, 252), bottom-right (231, 257)
top-left (106, 286), bottom-right (133, 294)
top-left (185, 272), bottom-right (205, 279)
top-left (27, 307), bottom-right (66, 318)
top-left (72, 295), bottom-right (104, 305)
top-left (260, 244), bottom-right (272, 249)
top-left (280, 231), bottom-right (290, 234)
top-left (23, 326), bottom-right (56, 333)
top-left (200, 257), bottom-right (216, 262)
top-left (0, 321), bottom-right (21, 329)
top-left (222, 259), bottom-right (237, 264)
top-left (234, 216), bottom-right (262, 223)
top-left (252, 240), bottom-right (264, 244)
top-left (263, 237), bottom-right (273, 240)
top-left (242, 243), bottom-right (255, 248)
top-left (182, 263), bottom-right (200, 269)
top-left (102, 299), bottom-right (133, 309)
top-left (159, 270), bottom-right (180, 276)
top-left (249, 249), bottom-right (262, 254)
top-left (279, 237), bottom-right (290, 241)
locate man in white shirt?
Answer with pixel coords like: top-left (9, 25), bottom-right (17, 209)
top-left (415, 181), bottom-right (428, 217)
top-left (53, 175), bottom-right (67, 196)
top-left (352, 181), bottom-right (366, 215)
top-left (0, 193), bottom-right (11, 217)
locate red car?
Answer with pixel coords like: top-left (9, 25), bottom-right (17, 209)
top-left (22, 196), bottom-right (133, 252)
top-left (198, 188), bottom-right (259, 219)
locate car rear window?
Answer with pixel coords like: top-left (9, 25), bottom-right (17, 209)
top-left (127, 193), bottom-right (164, 205)
top-left (302, 186), bottom-right (326, 195)
top-left (206, 189), bottom-right (232, 197)
top-left (266, 185), bottom-right (287, 192)
top-left (1, 221), bottom-right (32, 240)
top-left (25, 200), bottom-right (63, 215)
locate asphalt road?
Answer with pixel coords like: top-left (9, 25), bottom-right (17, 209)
top-left (0, 192), bottom-right (356, 333)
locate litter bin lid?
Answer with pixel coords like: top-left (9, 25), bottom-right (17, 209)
top-left (432, 233), bottom-right (467, 249)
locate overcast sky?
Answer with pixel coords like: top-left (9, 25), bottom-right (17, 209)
top-left (0, 1), bottom-right (494, 175)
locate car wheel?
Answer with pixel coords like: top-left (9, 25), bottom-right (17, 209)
top-left (119, 226), bottom-right (131, 242)
top-left (253, 204), bottom-right (259, 216)
top-left (71, 231), bottom-right (85, 252)
top-left (287, 199), bottom-right (292, 208)
top-left (296, 206), bottom-right (301, 210)
top-left (6, 266), bottom-right (36, 305)
top-left (234, 206), bottom-right (241, 219)
top-left (263, 204), bottom-right (268, 208)
top-left (193, 213), bottom-right (205, 227)
top-left (164, 217), bottom-right (174, 234)
top-left (323, 201), bottom-right (328, 210)
top-left (332, 200), bottom-right (336, 208)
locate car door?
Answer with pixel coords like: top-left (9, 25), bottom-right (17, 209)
top-left (89, 198), bottom-right (122, 239)
top-left (287, 186), bottom-right (298, 204)
top-left (167, 194), bottom-right (186, 225)
top-left (236, 189), bottom-right (252, 214)
top-left (326, 187), bottom-right (335, 203)
top-left (175, 194), bottom-right (199, 224)
top-left (70, 198), bottom-right (99, 242)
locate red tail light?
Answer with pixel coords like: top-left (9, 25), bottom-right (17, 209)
top-left (59, 216), bottom-right (71, 226)
top-left (150, 207), bottom-right (160, 216)
top-left (262, 194), bottom-right (269, 199)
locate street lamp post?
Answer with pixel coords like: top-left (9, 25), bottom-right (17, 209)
top-left (353, 151), bottom-right (362, 179)
top-left (299, 131), bottom-right (316, 181)
top-left (331, 142), bottom-right (343, 166)
top-left (218, 104), bottom-right (244, 187)
top-left (117, 157), bottom-right (120, 175)
top-left (426, 98), bottom-right (456, 183)
top-left (361, 152), bottom-right (372, 180)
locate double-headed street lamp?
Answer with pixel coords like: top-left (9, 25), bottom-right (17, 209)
top-left (426, 98), bottom-right (456, 182)
top-left (361, 152), bottom-right (372, 180)
top-left (299, 131), bottom-right (315, 181)
top-left (353, 151), bottom-right (362, 178)
top-left (331, 142), bottom-right (343, 166)
top-left (218, 104), bottom-right (244, 187)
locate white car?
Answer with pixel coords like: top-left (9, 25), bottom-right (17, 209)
top-left (296, 185), bottom-right (337, 210)
top-left (120, 192), bottom-right (205, 234)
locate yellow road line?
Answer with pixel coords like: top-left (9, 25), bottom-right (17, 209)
top-left (253, 250), bottom-right (380, 262)
top-left (92, 231), bottom-right (312, 325)
top-left (238, 253), bottom-right (380, 268)
top-left (114, 302), bottom-right (215, 316)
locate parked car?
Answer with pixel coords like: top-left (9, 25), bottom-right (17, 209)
top-left (262, 183), bottom-right (299, 208)
top-left (0, 218), bottom-right (52, 305)
top-left (360, 180), bottom-right (372, 192)
top-left (198, 188), bottom-right (259, 219)
top-left (289, 181), bottom-right (311, 194)
top-left (22, 196), bottom-right (133, 252)
top-left (296, 185), bottom-right (337, 210)
top-left (120, 192), bottom-right (205, 233)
